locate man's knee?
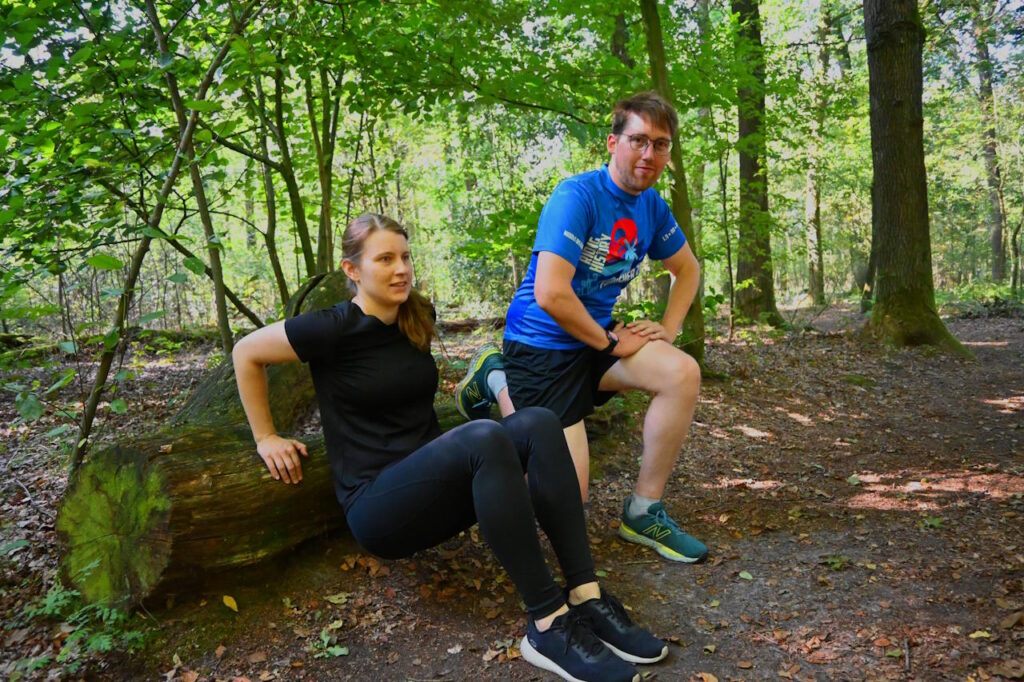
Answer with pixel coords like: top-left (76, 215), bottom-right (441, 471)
top-left (659, 346), bottom-right (700, 397)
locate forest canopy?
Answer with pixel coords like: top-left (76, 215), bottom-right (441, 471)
top-left (1, 0), bottom-right (1022, 461)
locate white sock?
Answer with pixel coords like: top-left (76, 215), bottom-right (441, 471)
top-left (486, 369), bottom-right (507, 402)
top-left (628, 494), bottom-right (658, 519)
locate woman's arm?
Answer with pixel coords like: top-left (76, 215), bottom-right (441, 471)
top-left (232, 321), bottom-right (308, 484)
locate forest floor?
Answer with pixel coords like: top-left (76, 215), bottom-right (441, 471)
top-left (2, 302), bottom-right (1023, 682)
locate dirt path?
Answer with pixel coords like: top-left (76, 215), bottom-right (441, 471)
top-left (2, 307), bottom-right (1022, 681)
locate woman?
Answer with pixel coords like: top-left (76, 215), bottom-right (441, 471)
top-left (233, 214), bottom-right (667, 682)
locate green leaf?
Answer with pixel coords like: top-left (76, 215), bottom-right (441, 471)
top-left (44, 370), bottom-right (75, 395)
top-left (109, 398), bottom-right (127, 414)
top-left (17, 393), bottom-right (43, 421)
top-left (0, 539), bottom-right (29, 557)
top-left (102, 327), bottom-right (120, 350)
top-left (183, 257), bottom-right (206, 275)
top-left (738, 571), bottom-right (753, 581)
top-left (326, 646), bottom-right (348, 657)
top-left (46, 424), bottom-right (72, 439)
top-left (86, 253), bottom-right (124, 270)
top-left (70, 45), bottom-right (93, 64)
top-left (168, 272), bottom-right (188, 284)
top-left (138, 310), bottom-right (165, 324)
top-left (846, 475), bottom-right (861, 486)
top-left (184, 99), bottom-right (221, 113)
top-left (58, 341), bottom-right (77, 354)
top-left (194, 129), bottom-right (213, 143)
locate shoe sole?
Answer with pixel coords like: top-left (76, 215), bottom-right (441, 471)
top-left (455, 346), bottom-right (498, 420)
top-left (599, 638), bottom-right (669, 664)
top-left (520, 636), bottom-right (640, 682)
top-left (618, 523), bottom-right (708, 564)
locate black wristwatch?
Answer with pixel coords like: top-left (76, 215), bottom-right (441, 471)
top-left (599, 329), bottom-right (619, 355)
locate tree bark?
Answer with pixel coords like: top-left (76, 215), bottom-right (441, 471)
top-left (974, 10), bottom-right (1006, 281)
top-left (862, 0), bottom-right (966, 353)
top-left (272, 66), bottom-right (317, 278)
top-left (732, 0), bottom-right (783, 326)
top-left (639, 0), bottom-right (706, 367)
top-left (805, 8), bottom-right (830, 305)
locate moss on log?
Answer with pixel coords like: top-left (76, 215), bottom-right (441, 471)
top-left (57, 429), bottom-right (335, 607)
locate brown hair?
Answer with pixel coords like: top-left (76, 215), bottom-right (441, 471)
top-left (341, 214), bottom-right (435, 351)
top-left (611, 91), bottom-right (679, 140)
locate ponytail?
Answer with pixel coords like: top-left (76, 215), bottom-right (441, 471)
top-left (398, 288), bottom-right (435, 352)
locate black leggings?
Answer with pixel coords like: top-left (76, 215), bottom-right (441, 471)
top-left (345, 407), bottom-right (596, 620)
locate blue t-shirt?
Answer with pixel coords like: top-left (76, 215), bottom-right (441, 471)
top-left (504, 165), bottom-right (686, 349)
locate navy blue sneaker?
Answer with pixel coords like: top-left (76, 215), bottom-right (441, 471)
top-left (520, 611), bottom-right (639, 682)
top-left (570, 591), bottom-right (667, 664)
top-left (455, 344), bottom-right (502, 420)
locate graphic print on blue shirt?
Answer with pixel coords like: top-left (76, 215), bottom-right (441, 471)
top-left (504, 166), bottom-right (687, 350)
top-left (576, 217), bottom-right (642, 296)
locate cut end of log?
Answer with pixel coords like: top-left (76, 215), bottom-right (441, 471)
top-left (56, 447), bottom-right (172, 608)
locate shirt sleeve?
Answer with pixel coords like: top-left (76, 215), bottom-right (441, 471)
top-left (284, 306), bottom-right (347, 364)
top-left (647, 196), bottom-right (687, 261)
top-left (532, 180), bottom-right (594, 266)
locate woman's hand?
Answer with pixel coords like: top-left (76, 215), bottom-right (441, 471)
top-left (256, 434), bottom-right (308, 484)
top-left (625, 319), bottom-right (673, 342)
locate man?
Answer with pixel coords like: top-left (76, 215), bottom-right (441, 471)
top-left (457, 92), bottom-right (706, 563)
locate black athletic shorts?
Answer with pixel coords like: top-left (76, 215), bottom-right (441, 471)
top-left (503, 339), bottom-right (620, 428)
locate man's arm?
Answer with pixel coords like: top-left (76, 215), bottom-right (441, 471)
top-left (624, 242), bottom-right (700, 342)
top-left (534, 251), bottom-right (648, 357)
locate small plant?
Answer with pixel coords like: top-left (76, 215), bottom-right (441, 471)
top-left (822, 555), bottom-right (851, 571)
top-left (919, 515), bottom-right (944, 530)
top-left (310, 623), bottom-right (348, 659)
top-left (13, 565), bottom-right (145, 676)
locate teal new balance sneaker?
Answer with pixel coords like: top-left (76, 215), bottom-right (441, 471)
top-left (618, 497), bottom-right (708, 564)
top-left (455, 344), bottom-right (502, 421)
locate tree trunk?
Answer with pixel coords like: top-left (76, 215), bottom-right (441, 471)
top-left (732, 0), bottom-right (783, 326)
top-left (974, 12), bottom-right (1006, 282)
top-left (805, 8), bottom-right (830, 305)
top-left (273, 66), bottom-right (317, 278)
top-left (640, 0), bottom-right (706, 367)
top-left (862, 0), bottom-right (966, 353)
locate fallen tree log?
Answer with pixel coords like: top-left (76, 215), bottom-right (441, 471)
top-left (56, 273), bottom-right (461, 607)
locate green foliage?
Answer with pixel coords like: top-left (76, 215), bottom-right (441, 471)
top-left (12, 569), bottom-right (145, 677)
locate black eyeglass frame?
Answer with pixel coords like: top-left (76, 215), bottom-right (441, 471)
top-left (623, 133), bottom-right (672, 157)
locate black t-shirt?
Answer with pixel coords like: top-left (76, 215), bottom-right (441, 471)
top-left (284, 301), bottom-right (441, 511)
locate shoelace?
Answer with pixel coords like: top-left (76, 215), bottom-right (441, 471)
top-left (651, 507), bottom-right (681, 532)
top-left (597, 592), bottom-right (634, 629)
top-left (562, 610), bottom-right (607, 657)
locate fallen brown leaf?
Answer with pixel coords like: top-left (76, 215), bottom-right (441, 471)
top-left (247, 651), bottom-right (267, 664)
top-left (999, 612), bottom-right (1024, 629)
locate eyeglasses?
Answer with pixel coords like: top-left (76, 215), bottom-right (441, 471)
top-left (623, 134), bottom-right (672, 157)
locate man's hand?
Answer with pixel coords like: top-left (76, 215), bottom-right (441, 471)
top-left (256, 434), bottom-right (308, 484)
top-left (609, 322), bottom-right (650, 358)
top-left (625, 319), bottom-right (674, 343)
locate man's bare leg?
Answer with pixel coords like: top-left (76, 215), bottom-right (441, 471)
top-left (599, 340), bottom-right (706, 562)
top-left (599, 340), bottom-right (699, 498)
top-left (562, 420), bottom-right (590, 502)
